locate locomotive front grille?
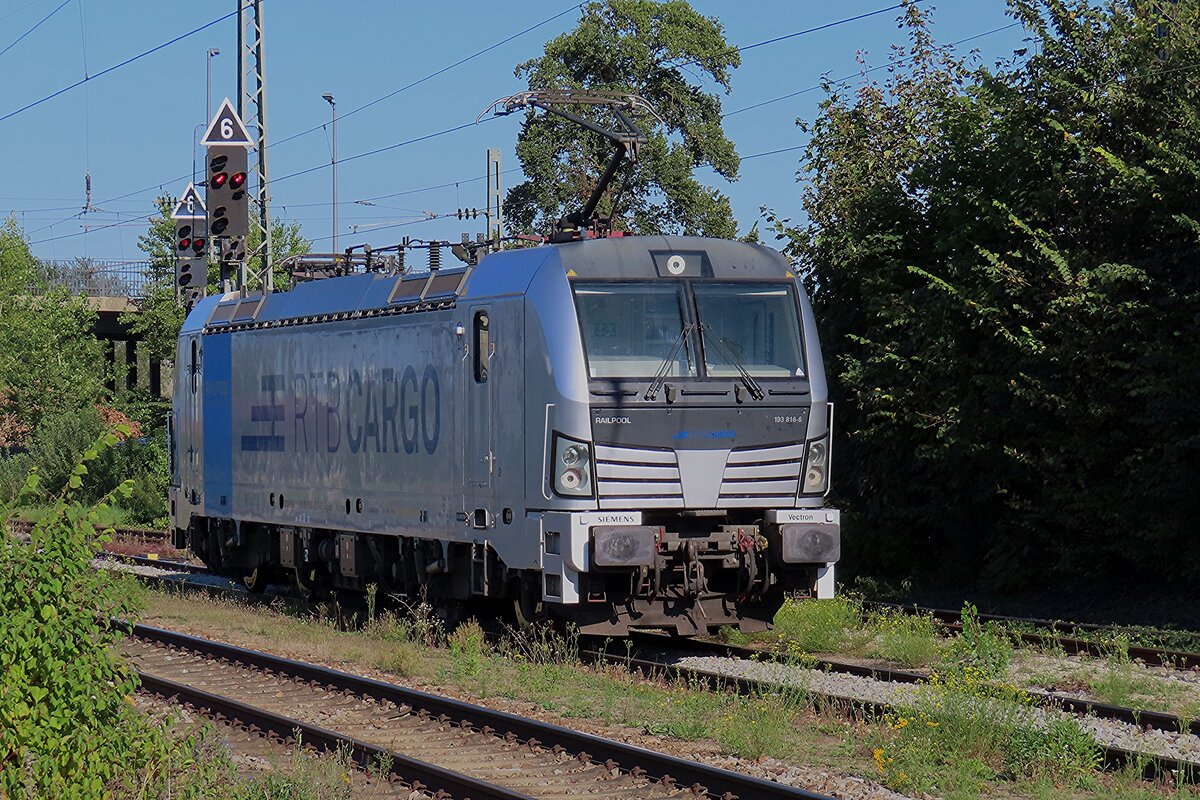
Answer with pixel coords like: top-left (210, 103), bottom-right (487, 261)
top-left (594, 441), bottom-right (804, 509)
top-left (594, 443), bottom-right (684, 509)
top-left (719, 442), bottom-right (804, 507)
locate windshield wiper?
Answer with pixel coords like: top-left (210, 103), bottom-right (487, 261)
top-left (644, 323), bottom-right (694, 401)
top-left (701, 324), bottom-right (765, 401)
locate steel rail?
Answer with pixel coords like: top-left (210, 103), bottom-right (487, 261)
top-left (129, 622), bottom-right (838, 800)
top-left (100, 552), bottom-right (210, 574)
top-left (138, 671), bottom-right (534, 800)
top-left (648, 635), bottom-right (1200, 738)
top-left (872, 602), bottom-right (1200, 671)
top-left (608, 635), bottom-right (1200, 783)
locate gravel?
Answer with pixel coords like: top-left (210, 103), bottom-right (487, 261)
top-left (670, 653), bottom-right (1200, 767)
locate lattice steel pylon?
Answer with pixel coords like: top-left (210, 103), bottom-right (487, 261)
top-left (237, 0), bottom-right (273, 291)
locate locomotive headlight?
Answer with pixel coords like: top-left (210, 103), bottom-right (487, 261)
top-left (552, 433), bottom-right (594, 497)
top-left (802, 435), bottom-right (831, 495)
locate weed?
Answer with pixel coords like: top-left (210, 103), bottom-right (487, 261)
top-left (865, 608), bottom-right (944, 668)
top-left (717, 693), bottom-right (801, 760)
top-left (365, 582), bottom-right (378, 626)
top-left (447, 619), bottom-right (487, 685)
top-left (773, 596), bottom-right (864, 654)
top-left (943, 603), bottom-right (1013, 679)
top-left (716, 625), bottom-right (752, 646)
top-left (0, 427), bottom-right (169, 797)
top-left (869, 667), bottom-right (1100, 796)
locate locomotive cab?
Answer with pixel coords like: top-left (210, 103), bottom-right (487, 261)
top-left (520, 236), bottom-right (840, 635)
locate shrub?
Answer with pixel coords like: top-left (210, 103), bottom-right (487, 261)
top-left (0, 451), bottom-right (32, 503)
top-left (0, 426), bottom-right (163, 797)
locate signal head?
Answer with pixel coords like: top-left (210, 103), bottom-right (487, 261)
top-left (229, 172), bottom-right (247, 191)
top-left (191, 237), bottom-right (206, 255)
top-left (211, 172), bottom-right (228, 189)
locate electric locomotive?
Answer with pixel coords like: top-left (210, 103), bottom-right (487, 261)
top-left (169, 233), bottom-right (839, 634)
top-left (168, 92), bottom-right (840, 635)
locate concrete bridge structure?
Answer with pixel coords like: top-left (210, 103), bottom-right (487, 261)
top-left (37, 260), bottom-right (172, 397)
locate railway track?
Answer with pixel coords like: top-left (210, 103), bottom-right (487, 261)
top-left (117, 569), bottom-right (1200, 781)
top-left (4, 517), bottom-right (169, 542)
top-left (607, 634), bottom-right (1200, 783)
top-left (125, 622), bottom-right (837, 800)
top-left (99, 551), bottom-right (210, 574)
top-left (873, 602), bottom-right (1200, 671)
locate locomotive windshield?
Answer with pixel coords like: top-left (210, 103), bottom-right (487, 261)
top-left (574, 283), bottom-right (696, 378)
top-left (694, 284), bottom-right (805, 378)
top-left (574, 281), bottom-right (805, 380)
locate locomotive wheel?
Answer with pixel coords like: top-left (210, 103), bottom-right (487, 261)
top-left (241, 566), bottom-right (267, 593)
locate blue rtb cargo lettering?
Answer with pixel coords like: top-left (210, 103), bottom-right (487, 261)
top-left (240, 365), bottom-right (440, 455)
top-left (672, 430), bottom-right (736, 440)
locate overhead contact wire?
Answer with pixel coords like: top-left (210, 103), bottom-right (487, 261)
top-left (0, 4), bottom-right (250, 125)
top-left (0, 0), bottom-right (70, 59)
top-left (271, 2), bottom-right (584, 149)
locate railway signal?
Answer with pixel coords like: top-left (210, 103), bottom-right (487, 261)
top-left (170, 183), bottom-right (207, 307)
top-left (205, 147), bottom-right (250, 240)
top-left (203, 99), bottom-right (253, 291)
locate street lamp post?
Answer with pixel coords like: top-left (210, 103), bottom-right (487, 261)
top-left (323, 93), bottom-right (338, 254)
top-left (206, 48), bottom-right (220, 126)
top-left (194, 48), bottom-right (221, 196)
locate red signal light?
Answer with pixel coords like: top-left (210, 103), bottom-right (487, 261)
top-left (178, 238), bottom-right (191, 250)
top-left (211, 172), bottom-right (228, 189)
top-left (191, 237), bottom-right (206, 253)
top-left (229, 172), bottom-right (247, 190)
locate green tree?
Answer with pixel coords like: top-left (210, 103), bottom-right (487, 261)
top-left (507, 0), bottom-right (741, 237)
top-left (0, 217), bottom-right (105, 448)
top-left (776, 1), bottom-right (1200, 587)
top-left (126, 195), bottom-right (311, 365)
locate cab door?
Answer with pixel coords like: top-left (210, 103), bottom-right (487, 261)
top-left (179, 334), bottom-right (204, 513)
top-left (467, 307), bottom-right (494, 521)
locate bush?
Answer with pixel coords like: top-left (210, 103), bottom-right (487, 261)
top-left (19, 405), bottom-right (169, 526)
top-left (0, 451), bottom-right (32, 503)
top-left (0, 427), bottom-right (163, 797)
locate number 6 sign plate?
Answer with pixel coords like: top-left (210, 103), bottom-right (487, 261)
top-left (201, 98), bottom-right (253, 148)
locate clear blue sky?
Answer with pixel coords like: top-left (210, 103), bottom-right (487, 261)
top-left (0, 1), bottom-right (1029, 262)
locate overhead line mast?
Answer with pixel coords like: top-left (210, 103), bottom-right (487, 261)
top-left (238, 0), bottom-right (272, 290)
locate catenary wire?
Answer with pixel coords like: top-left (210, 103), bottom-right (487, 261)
top-left (19, 5), bottom-right (577, 236)
top-left (671, 2), bottom-right (920, 69)
top-left (0, 0), bottom-right (51, 25)
top-left (10, 3), bottom-right (911, 228)
top-left (0, 0), bottom-right (70, 59)
top-left (0, 4), bottom-right (249, 125)
top-left (271, 2), bottom-right (583, 150)
top-left (724, 22), bottom-right (1022, 117)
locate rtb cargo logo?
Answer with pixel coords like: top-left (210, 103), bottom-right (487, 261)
top-left (241, 366), bottom-right (441, 456)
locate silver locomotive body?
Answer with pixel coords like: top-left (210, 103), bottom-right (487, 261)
top-left (170, 235), bottom-right (840, 635)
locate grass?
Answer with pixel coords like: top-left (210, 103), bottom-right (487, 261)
top-left (771, 595), bottom-right (950, 669)
top-left (129, 585), bottom-right (1200, 800)
top-left (141, 717), bottom-right (397, 799)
